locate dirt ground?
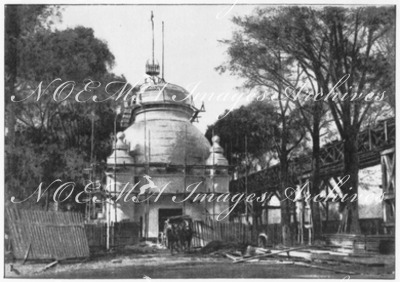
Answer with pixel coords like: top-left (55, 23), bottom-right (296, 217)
top-left (4, 249), bottom-right (395, 279)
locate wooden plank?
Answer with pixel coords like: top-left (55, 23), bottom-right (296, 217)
top-left (35, 260), bottom-right (58, 274)
top-left (234, 247), bottom-right (308, 263)
top-left (343, 255), bottom-right (394, 265)
top-left (22, 242), bottom-right (31, 264)
top-left (276, 250), bottom-right (312, 261)
top-left (44, 211), bottom-right (54, 258)
top-left (293, 261), bottom-right (358, 275)
top-left (310, 253), bottom-right (394, 266)
top-left (69, 213), bottom-right (78, 257)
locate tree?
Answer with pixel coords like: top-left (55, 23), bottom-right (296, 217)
top-left (205, 101), bottom-right (278, 172)
top-left (5, 5), bottom-right (60, 209)
top-left (267, 6), bottom-right (394, 233)
top-left (5, 7), bottom-right (126, 211)
top-left (11, 26), bottom-right (118, 159)
top-left (219, 6), bottom-right (395, 234)
top-left (5, 5), bottom-right (60, 146)
top-left (206, 99), bottom-right (307, 242)
top-left (217, 11), bottom-right (310, 245)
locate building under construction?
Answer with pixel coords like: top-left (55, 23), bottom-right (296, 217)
top-left (91, 16), bottom-right (231, 239)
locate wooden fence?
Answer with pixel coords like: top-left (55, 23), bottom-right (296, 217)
top-left (192, 220), bottom-right (275, 248)
top-left (113, 221), bottom-right (141, 247)
top-left (192, 220), bottom-right (300, 248)
top-left (85, 223), bottom-right (107, 249)
top-left (191, 219), bottom-right (384, 248)
top-left (85, 221), bottom-right (140, 249)
top-left (85, 218), bottom-right (386, 250)
top-left (192, 220), bottom-right (249, 247)
top-left (77, 217), bottom-right (388, 251)
top-left (6, 207), bottom-right (90, 260)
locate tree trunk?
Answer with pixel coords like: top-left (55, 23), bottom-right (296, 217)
top-left (339, 131), bottom-right (361, 234)
top-left (280, 154), bottom-right (293, 246)
top-left (310, 124), bottom-right (322, 240)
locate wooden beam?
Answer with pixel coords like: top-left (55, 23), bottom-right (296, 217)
top-left (233, 247), bottom-right (308, 263)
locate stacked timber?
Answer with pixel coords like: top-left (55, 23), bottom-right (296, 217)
top-left (324, 234), bottom-right (395, 254)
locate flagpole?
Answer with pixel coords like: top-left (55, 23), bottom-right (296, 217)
top-left (162, 21), bottom-right (164, 80)
top-left (151, 11), bottom-right (154, 65)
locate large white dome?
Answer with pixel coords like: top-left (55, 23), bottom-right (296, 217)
top-left (123, 78), bottom-right (210, 165)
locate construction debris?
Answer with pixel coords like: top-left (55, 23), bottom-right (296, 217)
top-left (292, 261), bottom-right (358, 275)
top-left (34, 260), bottom-right (58, 274)
top-left (9, 265), bottom-right (21, 275)
top-left (124, 241), bottom-right (165, 254)
top-left (224, 253), bottom-right (240, 262)
top-left (111, 259), bottom-right (122, 264)
top-left (234, 247), bottom-right (307, 263)
top-left (310, 253), bottom-right (395, 266)
top-left (200, 241), bottom-right (246, 255)
top-left (210, 241), bottom-right (395, 276)
top-left (243, 246), bottom-right (271, 257)
top-left (325, 234), bottom-right (395, 255)
top-left (258, 260), bottom-right (294, 265)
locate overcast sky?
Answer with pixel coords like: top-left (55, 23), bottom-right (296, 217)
top-left (57, 4), bottom-right (258, 133)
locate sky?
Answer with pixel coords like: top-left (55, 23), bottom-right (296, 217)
top-left (56, 4), bottom-right (259, 133)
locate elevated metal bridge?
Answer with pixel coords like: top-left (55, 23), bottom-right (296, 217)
top-left (230, 117), bottom-right (395, 234)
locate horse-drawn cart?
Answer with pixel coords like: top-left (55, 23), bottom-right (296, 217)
top-left (162, 215), bottom-right (193, 254)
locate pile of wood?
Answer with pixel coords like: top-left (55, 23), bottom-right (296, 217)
top-left (220, 244), bottom-right (395, 276)
top-left (200, 240), bottom-right (247, 255)
top-left (324, 233), bottom-right (395, 254)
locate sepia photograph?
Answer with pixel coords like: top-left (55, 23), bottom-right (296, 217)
top-left (3, 1), bottom-right (396, 279)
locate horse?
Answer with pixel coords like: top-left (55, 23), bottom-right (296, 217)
top-left (164, 217), bottom-right (193, 254)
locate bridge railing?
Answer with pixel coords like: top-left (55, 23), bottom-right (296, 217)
top-left (231, 117), bottom-right (395, 191)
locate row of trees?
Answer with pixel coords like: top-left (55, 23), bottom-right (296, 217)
top-left (5, 6), bottom-right (125, 210)
top-left (207, 6), bottom-right (394, 245)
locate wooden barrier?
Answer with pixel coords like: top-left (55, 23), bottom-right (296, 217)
top-left (85, 223), bottom-right (107, 249)
top-left (86, 218), bottom-right (386, 250)
top-left (192, 219), bottom-right (385, 248)
top-left (85, 221), bottom-right (140, 249)
top-left (6, 207), bottom-right (90, 260)
top-left (192, 220), bottom-right (253, 248)
top-left (113, 221), bottom-right (141, 247)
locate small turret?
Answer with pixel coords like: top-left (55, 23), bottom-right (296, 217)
top-left (107, 132), bottom-right (134, 165)
top-left (206, 136), bottom-right (228, 166)
top-left (145, 59), bottom-right (160, 76)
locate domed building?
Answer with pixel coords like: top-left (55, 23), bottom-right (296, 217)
top-left (104, 58), bottom-right (230, 239)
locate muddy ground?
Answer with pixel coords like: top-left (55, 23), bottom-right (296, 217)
top-left (4, 249), bottom-right (395, 279)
